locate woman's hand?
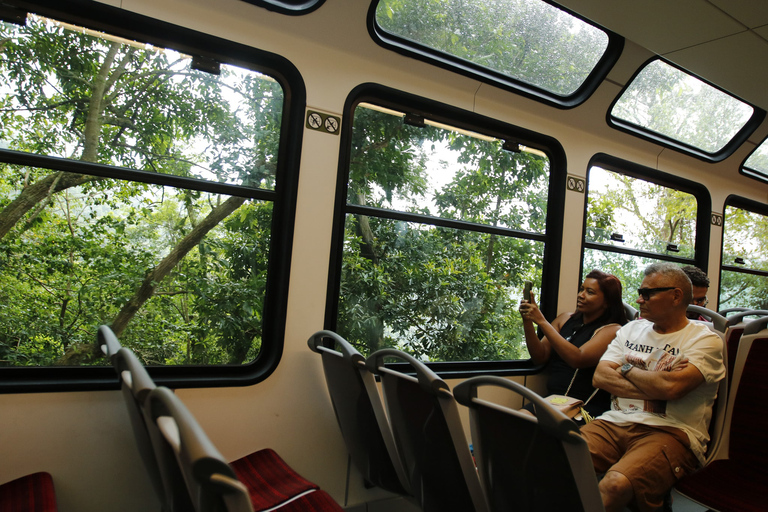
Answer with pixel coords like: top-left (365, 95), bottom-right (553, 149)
top-left (519, 291), bottom-right (547, 325)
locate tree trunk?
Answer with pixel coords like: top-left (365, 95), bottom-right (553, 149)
top-left (110, 195), bottom-right (247, 336)
top-left (354, 191), bottom-right (378, 264)
top-left (0, 172), bottom-right (100, 239)
top-left (0, 42), bottom-right (120, 240)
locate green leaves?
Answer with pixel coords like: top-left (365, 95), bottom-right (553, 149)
top-left (374, 0), bottom-right (609, 96)
top-left (0, 17), bottom-right (283, 367)
top-left (339, 100), bottom-right (551, 362)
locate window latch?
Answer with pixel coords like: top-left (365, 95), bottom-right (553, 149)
top-left (502, 140), bottom-right (521, 153)
top-left (192, 55), bottom-right (221, 75)
top-left (404, 113), bottom-right (425, 128)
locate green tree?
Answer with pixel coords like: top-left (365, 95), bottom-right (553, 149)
top-left (376, 0), bottom-right (608, 96)
top-left (339, 106), bottom-right (547, 361)
top-left (0, 16), bottom-right (281, 365)
top-left (584, 168), bottom-right (698, 304)
top-left (612, 59), bottom-right (753, 153)
top-left (719, 206), bottom-right (768, 310)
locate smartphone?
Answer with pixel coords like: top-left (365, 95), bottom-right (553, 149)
top-left (523, 281), bottom-right (532, 302)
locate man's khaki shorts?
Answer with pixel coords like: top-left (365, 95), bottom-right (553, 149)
top-left (580, 420), bottom-right (700, 512)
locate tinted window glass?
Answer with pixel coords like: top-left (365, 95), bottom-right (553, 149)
top-left (583, 165), bottom-right (701, 305)
top-left (586, 167), bottom-right (698, 258)
top-left (742, 138), bottom-right (768, 183)
top-left (0, 14), bottom-right (285, 368)
top-left (339, 102), bottom-right (551, 362)
top-left (611, 59), bottom-right (754, 155)
top-left (373, 0), bottom-right (610, 97)
top-left (0, 15), bottom-right (281, 189)
top-left (719, 204), bottom-right (768, 310)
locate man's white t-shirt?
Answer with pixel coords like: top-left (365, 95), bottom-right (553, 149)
top-left (598, 319), bottom-right (725, 465)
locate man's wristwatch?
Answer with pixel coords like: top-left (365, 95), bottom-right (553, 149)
top-left (619, 363), bottom-right (633, 377)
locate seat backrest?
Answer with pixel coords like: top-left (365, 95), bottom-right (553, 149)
top-left (307, 330), bottom-right (409, 495)
top-left (99, 325), bottom-right (192, 512)
top-left (99, 324), bottom-right (123, 364)
top-left (686, 305), bottom-right (728, 333)
top-left (365, 348), bottom-right (489, 512)
top-left (687, 320), bottom-right (729, 465)
top-left (623, 302), bottom-right (638, 321)
top-left (716, 316), bottom-right (768, 466)
top-left (717, 307), bottom-right (751, 316)
top-left (721, 310), bottom-right (768, 387)
top-left (145, 387), bottom-right (254, 512)
top-left (453, 376), bottom-right (604, 512)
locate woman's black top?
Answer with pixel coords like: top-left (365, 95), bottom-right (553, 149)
top-left (544, 312), bottom-right (613, 419)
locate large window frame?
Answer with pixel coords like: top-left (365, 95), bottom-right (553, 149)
top-left (740, 135), bottom-right (768, 185)
top-left (719, 196), bottom-right (768, 312)
top-left (367, 0), bottom-right (624, 109)
top-left (0, 0), bottom-right (305, 392)
top-left (608, 58), bottom-right (765, 163)
top-left (326, 83), bottom-right (566, 377)
top-left (582, 154), bottom-right (712, 303)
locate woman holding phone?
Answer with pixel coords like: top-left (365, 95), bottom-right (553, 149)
top-left (519, 269), bottom-right (628, 421)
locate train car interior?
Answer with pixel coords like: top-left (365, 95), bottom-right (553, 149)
top-left (1, 0), bottom-right (767, 511)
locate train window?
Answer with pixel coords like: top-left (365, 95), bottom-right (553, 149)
top-left (719, 200), bottom-right (768, 310)
top-left (741, 138), bottom-right (768, 183)
top-left (332, 93), bottom-right (561, 366)
top-left (370, 0), bottom-right (621, 107)
top-left (583, 159), bottom-right (709, 304)
top-left (610, 59), bottom-right (760, 161)
top-left (0, 6), bottom-right (302, 390)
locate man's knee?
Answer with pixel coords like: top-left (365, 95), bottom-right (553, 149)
top-left (599, 471), bottom-right (634, 506)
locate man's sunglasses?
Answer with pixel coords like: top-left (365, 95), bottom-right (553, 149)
top-left (637, 287), bottom-right (676, 301)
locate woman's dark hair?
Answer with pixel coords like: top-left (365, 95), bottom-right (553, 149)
top-left (585, 269), bottom-right (628, 325)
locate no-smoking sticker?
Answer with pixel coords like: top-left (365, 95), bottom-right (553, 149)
top-left (306, 110), bottom-right (340, 135)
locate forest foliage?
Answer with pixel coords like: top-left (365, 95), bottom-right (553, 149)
top-left (0, 15), bottom-right (281, 366)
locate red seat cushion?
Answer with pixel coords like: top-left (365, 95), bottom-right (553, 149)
top-left (230, 448), bottom-right (321, 511)
top-left (676, 460), bottom-right (767, 512)
top-left (0, 472), bottom-right (57, 512)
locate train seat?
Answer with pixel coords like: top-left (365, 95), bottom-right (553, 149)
top-left (144, 386), bottom-right (343, 512)
top-left (103, 326), bottom-right (341, 512)
top-left (686, 305), bottom-right (728, 332)
top-left (0, 472), bottom-right (57, 512)
top-left (674, 316), bottom-right (768, 512)
top-left (307, 330), bottom-right (410, 496)
top-left (100, 325), bottom-right (193, 512)
top-left (717, 307), bottom-right (751, 315)
top-left (720, 310), bottom-right (768, 387)
top-left (453, 376), bottom-right (604, 512)
top-left (623, 302), bottom-right (639, 321)
top-left (227, 449), bottom-right (322, 511)
top-left (687, 311), bottom-right (730, 466)
top-left (365, 348), bottom-right (489, 512)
